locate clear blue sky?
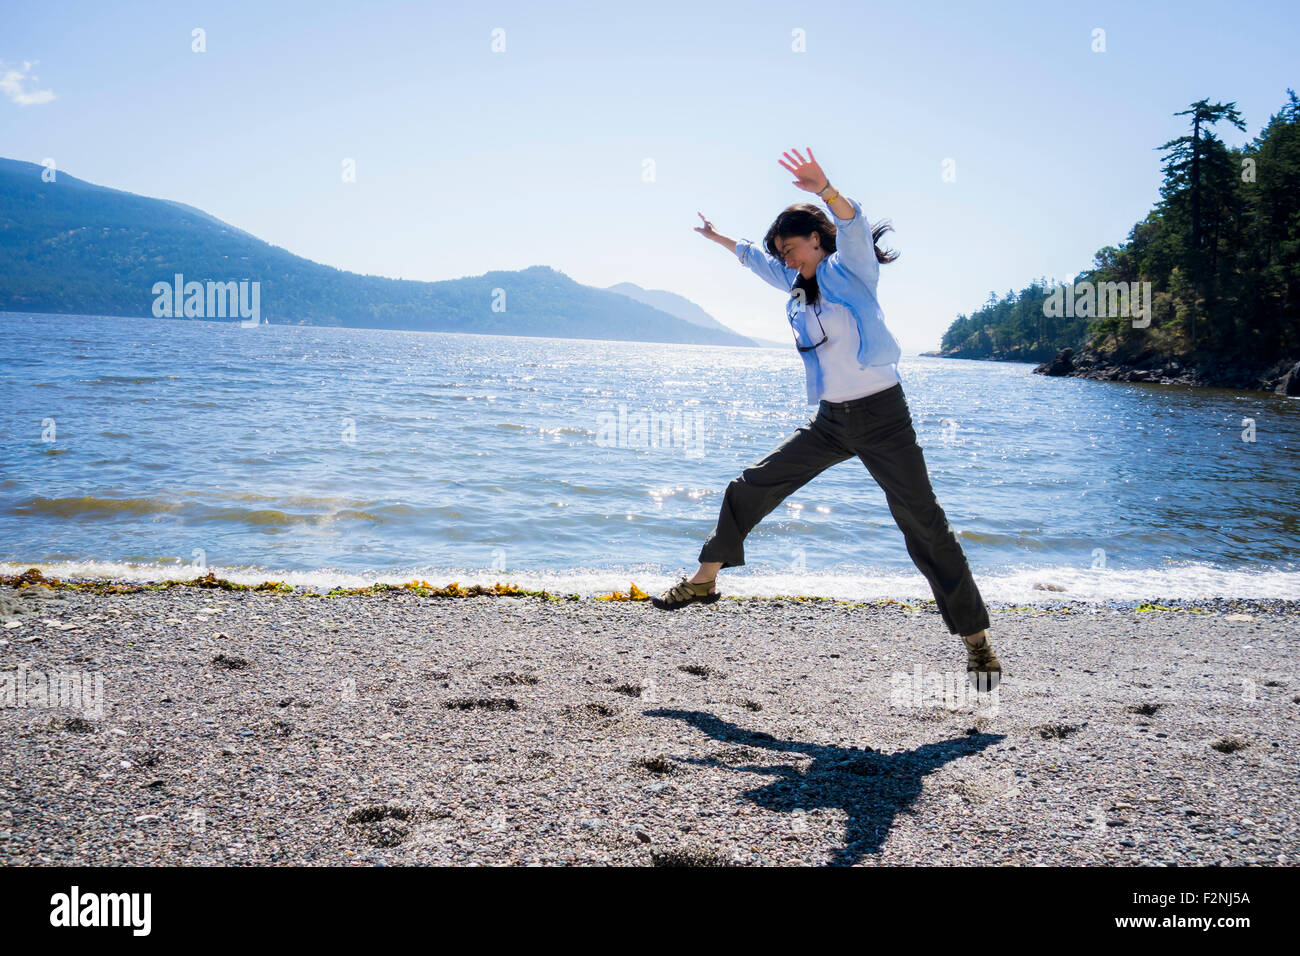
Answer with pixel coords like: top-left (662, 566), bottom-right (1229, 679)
top-left (3, 0), bottom-right (1295, 349)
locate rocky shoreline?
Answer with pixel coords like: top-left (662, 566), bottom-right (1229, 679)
top-left (920, 346), bottom-right (1056, 364)
top-left (920, 345), bottom-right (1300, 394)
top-left (2, 580), bottom-right (1296, 866)
top-left (1033, 347), bottom-right (1300, 395)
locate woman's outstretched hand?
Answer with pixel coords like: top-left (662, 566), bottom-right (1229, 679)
top-left (694, 211), bottom-right (721, 240)
top-left (778, 147), bottom-right (830, 194)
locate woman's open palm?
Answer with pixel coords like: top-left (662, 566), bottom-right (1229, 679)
top-left (778, 147), bottom-right (829, 194)
top-left (694, 211), bottom-right (721, 240)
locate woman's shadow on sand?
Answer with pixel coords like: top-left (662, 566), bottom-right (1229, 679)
top-left (645, 708), bottom-right (1004, 867)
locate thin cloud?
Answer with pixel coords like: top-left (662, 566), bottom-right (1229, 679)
top-left (0, 60), bottom-right (56, 106)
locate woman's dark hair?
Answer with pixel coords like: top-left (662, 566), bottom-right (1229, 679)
top-left (762, 202), bottom-right (899, 308)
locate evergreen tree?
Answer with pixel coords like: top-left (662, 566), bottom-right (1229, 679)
top-left (939, 90), bottom-right (1299, 369)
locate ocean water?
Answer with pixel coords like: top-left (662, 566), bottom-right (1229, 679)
top-left (2, 312), bottom-right (1298, 601)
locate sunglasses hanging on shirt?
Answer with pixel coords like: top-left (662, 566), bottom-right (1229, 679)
top-left (787, 277), bottom-right (828, 352)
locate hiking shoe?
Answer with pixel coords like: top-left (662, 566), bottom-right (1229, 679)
top-left (651, 576), bottom-right (720, 610)
top-left (963, 631), bottom-right (1001, 689)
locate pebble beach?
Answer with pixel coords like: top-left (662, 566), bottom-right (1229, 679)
top-left (1, 576), bottom-right (1297, 867)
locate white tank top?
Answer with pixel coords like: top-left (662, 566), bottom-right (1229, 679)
top-left (805, 295), bottom-right (901, 401)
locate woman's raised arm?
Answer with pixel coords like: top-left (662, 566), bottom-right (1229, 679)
top-left (778, 147), bottom-right (879, 285)
top-left (696, 212), bottom-right (795, 293)
top-left (694, 211), bottom-right (737, 254)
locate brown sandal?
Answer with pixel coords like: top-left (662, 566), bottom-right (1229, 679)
top-left (962, 630), bottom-right (1002, 689)
top-left (651, 576), bottom-right (721, 610)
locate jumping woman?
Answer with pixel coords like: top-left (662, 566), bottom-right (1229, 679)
top-left (651, 147), bottom-right (1001, 683)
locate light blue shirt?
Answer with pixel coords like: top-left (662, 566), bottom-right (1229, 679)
top-left (734, 195), bottom-right (903, 405)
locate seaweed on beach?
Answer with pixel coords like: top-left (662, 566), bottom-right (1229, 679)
top-left (0, 567), bottom-right (293, 595)
top-left (178, 570), bottom-right (293, 592)
top-left (0, 567), bottom-right (1291, 615)
top-left (324, 579), bottom-right (575, 601)
top-left (1131, 602), bottom-right (1210, 614)
top-left (0, 567), bottom-right (580, 601)
top-left (594, 583), bottom-right (651, 601)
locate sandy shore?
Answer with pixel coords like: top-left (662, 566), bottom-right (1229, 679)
top-left (1, 579), bottom-right (1296, 866)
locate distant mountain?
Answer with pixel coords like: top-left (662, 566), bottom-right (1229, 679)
top-left (604, 281), bottom-right (786, 348)
top-left (0, 157), bottom-right (758, 347)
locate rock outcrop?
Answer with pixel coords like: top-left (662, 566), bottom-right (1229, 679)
top-left (1034, 347), bottom-right (1300, 394)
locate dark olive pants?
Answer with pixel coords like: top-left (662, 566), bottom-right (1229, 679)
top-left (698, 383), bottom-right (990, 636)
